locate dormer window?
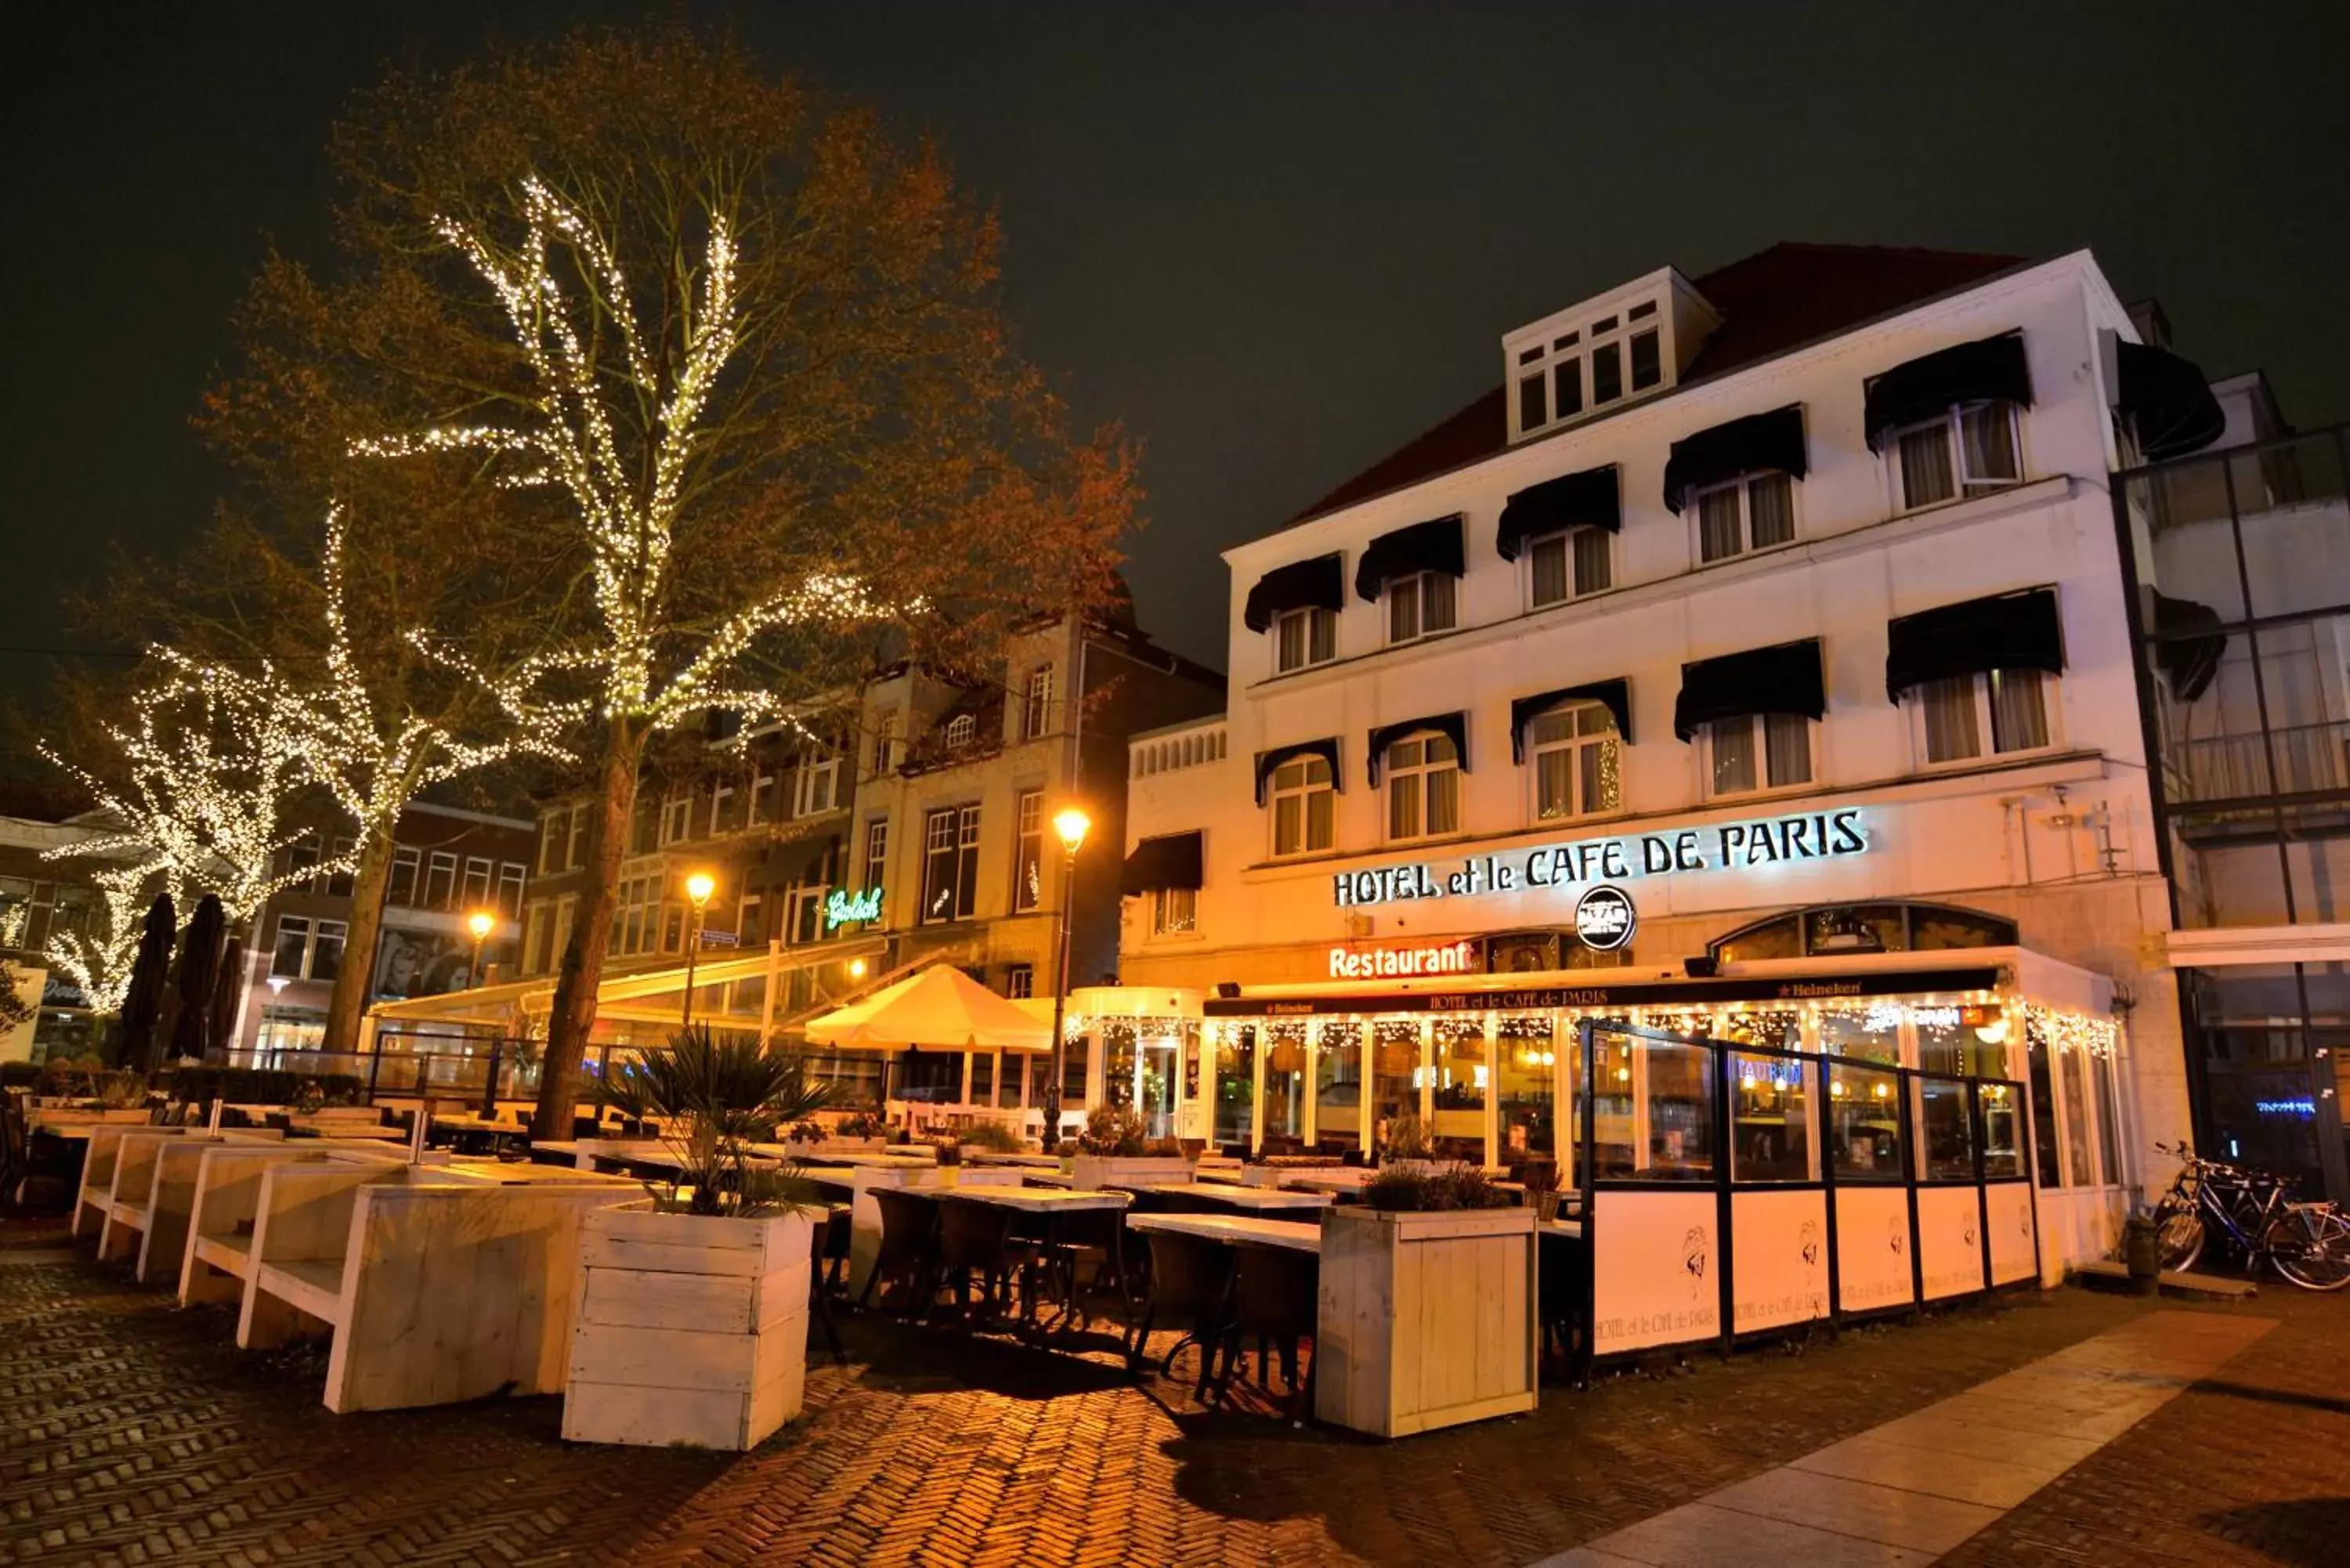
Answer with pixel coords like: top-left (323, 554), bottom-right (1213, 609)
top-left (1509, 282), bottom-right (1697, 442)
top-left (945, 713), bottom-right (977, 750)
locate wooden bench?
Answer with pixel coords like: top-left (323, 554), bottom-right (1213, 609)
top-left (73, 1124), bottom-right (185, 1240)
top-left (179, 1142), bottom-right (409, 1307)
top-left (93, 1129), bottom-right (284, 1279)
top-left (237, 1159), bottom-right (640, 1411)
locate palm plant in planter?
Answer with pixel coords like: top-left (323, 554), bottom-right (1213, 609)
top-left (564, 1026), bottom-right (838, 1451)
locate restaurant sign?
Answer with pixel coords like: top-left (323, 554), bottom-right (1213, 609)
top-left (1327, 938), bottom-right (1477, 980)
top-left (1330, 807), bottom-right (1871, 909)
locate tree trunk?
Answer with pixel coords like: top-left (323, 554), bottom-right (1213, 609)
top-left (533, 721), bottom-right (641, 1137)
top-left (322, 822), bottom-right (400, 1060)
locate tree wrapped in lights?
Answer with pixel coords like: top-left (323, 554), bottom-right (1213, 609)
top-left (287, 27), bottom-right (1133, 1133)
top-left (37, 857), bottom-right (186, 1020)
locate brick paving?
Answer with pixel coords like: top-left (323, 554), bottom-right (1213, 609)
top-left (2, 1212), bottom-right (2344, 1567)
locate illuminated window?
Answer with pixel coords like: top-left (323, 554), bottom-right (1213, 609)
top-left (1274, 606), bottom-right (1336, 673)
top-left (1152, 886), bottom-right (1198, 936)
top-left (1914, 670), bottom-right (2053, 764)
top-left (1528, 701), bottom-right (1621, 820)
top-left (1706, 714), bottom-right (1813, 797)
top-left (1385, 572), bottom-right (1456, 644)
top-left (1694, 471), bottom-right (1795, 562)
top-left (1893, 401), bottom-right (2023, 511)
top-left (1269, 755), bottom-right (1335, 858)
top-left (1385, 732), bottom-right (1460, 841)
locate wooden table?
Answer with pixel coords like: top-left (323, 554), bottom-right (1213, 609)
top-left (773, 1147), bottom-right (938, 1169)
top-left (903, 1186), bottom-right (1131, 1335)
top-left (1282, 1169), bottom-right (1376, 1195)
top-left (1126, 1212), bottom-right (1323, 1254)
top-left (964, 1152), bottom-right (1061, 1169)
top-left (1140, 1182), bottom-right (1334, 1214)
top-left (1018, 1168), bottom-right (1075, 1188)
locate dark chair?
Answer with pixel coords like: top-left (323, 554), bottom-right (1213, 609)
top-left (1217, 1245), bottom-right (1318, 1417)
top-left (857, 1187), bottom-right (939, 1315)
top-left (808, 1211), bottom-right (848, 1363)
top-left (1131, 1230), bottom-right (1236, 1396)
top-left (931, 1197), bottom-right (1023, 1324)
top-left (3, 1109), bottom-right (85, 1211)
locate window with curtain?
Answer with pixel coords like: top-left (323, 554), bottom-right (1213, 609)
top-left (1917, 669), bottom-right (2052, 764)
top-left (1151, 885), bottom-right (1197, 936)
top-left (1386, 570), bottom-right (1457, 644)
top-left (1013, 789), bottom-right (1044, 912)
top-left (1269, 754), bottom-right (1335, 857)
top-left (1694, 471), bottom-right (1795, 563)
top-left (1274, 605), bottom-right (1336, 672)
top-left (1385, 732), bottom-right (1460, 840)
top-left (1530, 700), bottom-right (1621, 821)
top-left (1706, 713), bottom-right (1812, 796)
top-left (1023, 665), bottom-right (1057, 739)
top-left (1893, 401), bottom-right (2023, 511)
top-left (922, 804), bottom-right (981, 923)
top-left (1529, 527), bottom-right (1611, 608)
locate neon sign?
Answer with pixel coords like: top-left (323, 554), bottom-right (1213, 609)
top-left (2254, 1098), bottom-right (2316, 1118)
top-left (1328, 938), bottom-right (1477, 980)
top-left (823, 887), bottom-right (884, 930)
top-left (1331, 808), bottom-right (1870, 909)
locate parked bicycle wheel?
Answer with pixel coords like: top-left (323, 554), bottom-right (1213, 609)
top-left (2264, 1206), bottom-right (2350, 1292)
top-left (2155, 1202), bottom-right (2205, 1272)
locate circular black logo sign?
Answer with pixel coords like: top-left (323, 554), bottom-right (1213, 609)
top-left (1574, 883), bottom-right (1637, 952)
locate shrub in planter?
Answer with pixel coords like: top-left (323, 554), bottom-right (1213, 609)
top-left (566, 1025), bottom-right (837, 1451)
top-left (163, 1066), bottom-right (366, 1110)
top-left (1076, 1105), bottom-right (1148, 1157)
top-left (959, 1121), bottom-right (1027, 1154)
top-left (1379, 1111), bottom-right (1434, 1162)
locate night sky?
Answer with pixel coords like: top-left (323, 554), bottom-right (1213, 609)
top-left (8, 1), bottom-right (2348, 707)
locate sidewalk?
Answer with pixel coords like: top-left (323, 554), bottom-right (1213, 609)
top-left (2, 1214), bottom-right (2344, 1566)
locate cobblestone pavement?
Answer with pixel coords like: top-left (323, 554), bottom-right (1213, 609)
top-left (2, 1214), bottom-right (2343, 1567)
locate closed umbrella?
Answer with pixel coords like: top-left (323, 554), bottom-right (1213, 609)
top-left (207, 935), bottom-right (244, 1058)
top-left (802, 963), bottom-right (1053, 1053)
top-left (168, 895), bottom-right (226, 1063)
top-left (114, 892), bottom-right (176, 1070)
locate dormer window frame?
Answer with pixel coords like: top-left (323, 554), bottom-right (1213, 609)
top-left (1511, 296), bottom-right (1667, 440)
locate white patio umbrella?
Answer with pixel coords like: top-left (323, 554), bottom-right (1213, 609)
top-left (801, 963), bottom-right (1054, 1053)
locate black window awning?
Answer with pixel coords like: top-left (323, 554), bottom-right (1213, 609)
top-left (1120, 831), bottom-right (1203, 896)
top-left (1365, 712), bottom-right (1469, 786)
top-left (1495, 466), bottom-right (1620, 561)
top-left (1242, 554), bottom-right (1344, 634)
top-left (1354, 515), bottom-right (1465, 602)
top-left (1509, 678), bottom-right (1632, 762)
top-left (1885, 587), bottom-right (2064, 701)
top-left (2153, 592), bottom-right (2226, 702)
top-left (1672, 639), bottom-right (1825, 741)
top-left (2116, 341), bottom-right (2225, 461)
top-left (1864, 333), bottom-right (2034, 451)
top-left (1663, 405), bottom-right (1809, 512)
top-left (1253, 738), bottom-right (1343, 805)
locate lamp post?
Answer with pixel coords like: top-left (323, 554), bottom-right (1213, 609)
top-left (464, 910), bottom-right (496, 988)
top-left (1041, 805), bottom-right (1091, 1152)
top-left (682, 872), bottom-right (716, 1026)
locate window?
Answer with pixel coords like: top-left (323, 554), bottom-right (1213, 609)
top-left (787, 886), bottom-right (826, 946)
top-left (280, 833), bottom-right (320, 891)
top-left (660, 795), bottom-right (692, 845)
top-left (1707, 714), bottom-right (1813, 796)
top-left (496, 862), bottom-right (526, 919)
top-left (1023, 666), bottom-right (1057, 739)
top-left (870, 711), bottom-right (901, 776)
top-left (863, 818), bottom-right (889, 894)
top-left (1013, 789), bottom-right (1045, 912)
top-left (1385, 572), bottom-right (1456, 644)
top-left (1004, 963), bottom-right (1035, 999)
top-left (1529, 528), bottom-right (1611, 608)
top-left (423, 852), bottom-right (457, 910)
top-left (566, 804), bottom-right (588, 869)
top-left (794, 746), bottom-right (841, 816)
top-left (1274, 606), bottom-right (1336, 673)
top-left (1694, 471), bottom-right (1796, 562)
top-left (269, 916), bottom-right (346, 981)
top-left (737, 893), bottom-right (765, 946)
top-left (461, 856), bottom-right (494, 912)
top-left (326, 836), bottom-right (356, 898)
top-left (710, 779), bottom-right (739, 835)
top-left (522, 905), bottom-right (549, 975)
top-left (538, 813), bottom-right (565, 875)
top-left (1269, 754), bottom-right (1335, 858)
top-left (551, 897), bottom-right (576, 968)
top-left (1893, 401), bottom-right (2022, 511)
top-left (748, 759), bottom-right (779, 826)
top-left (1513, 299), bottom-right (1665, 437)
top-left (1529, 702), bottom-right (1622, 820)
top-left (386, 846), bottom-right (420, 907)
top-left (1915, 669), bottom-right (2054, 764)
top-left (922, 804), bottom-right (982, 923)
top-left (945, 713), bottom-right (978, 751)
top-left (1385, 732), bottom-right (1461, 840)
top-left (1152, 885), bottom-right (1198, 936)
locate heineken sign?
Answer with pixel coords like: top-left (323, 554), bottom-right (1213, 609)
top-left (1331, 808), bottom-right (1871, 909)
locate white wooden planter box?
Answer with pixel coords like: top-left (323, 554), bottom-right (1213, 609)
top-left (564, 1206), bottom-right (813, 1451)
top-left (1069, 1155), bottom-right (1194, 1190)
top-left (1315, 1206), bottom-right (1538, 1439)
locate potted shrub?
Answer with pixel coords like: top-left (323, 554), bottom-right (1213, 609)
top-left (563, 1025), bottom-right (835, 1451)
top-left (956, 1120), bottom-right (1029, 1161)
top-left (1069, 1106), bottom-right (1191, 1190)
top-left (1376, 1111), bottom-right (1444, 1175)
top-left (1316, 1165), bottom-right (1538, 1439)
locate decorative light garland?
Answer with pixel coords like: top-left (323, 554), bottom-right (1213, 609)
top-left (2026, 1004), bottom-right (2120, 1060)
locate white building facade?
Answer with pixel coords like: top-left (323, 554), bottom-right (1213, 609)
top-left (1118, 244), bottom-right (2229, 1277)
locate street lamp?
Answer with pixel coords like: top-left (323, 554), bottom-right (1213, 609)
top-left (1041, 806), bottom-right (1091, 1152)
top-left (465, 910), bottom-right (497, 988)
top-left (681, 872), bottom-right (717, 1026)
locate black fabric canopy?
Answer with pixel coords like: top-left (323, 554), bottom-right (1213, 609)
top-left (1884, 587), bottom-right (2064, 700)
top-left (2153, 592), bottom-right (2226, 702)
top-left (1495, 466), bottom-right (1621, 560)
top-left (1864, 333), bottom-right (2034, 451)
top-left (1509, 679), bottom-right (1632, 761)
top-left (1663, 405), bottom-right (1809, 512)
top-left (1120, 831), bottom-right (1204, 895)
top-left (2116, 341), bottom-right (2226, 461)
top-left (1364, 712), bottom-right (1470, 786)
top-left (1253, 737), bottom-right (1343, 804)
top-left (1672, 639), bottom-right (1825, 741)
top-left (1354, 515), bottom-right (1465, 601)
top-left (1242, 554), bottom-right (1345, 634)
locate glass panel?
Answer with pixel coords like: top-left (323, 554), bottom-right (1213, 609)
top-left (1960, 403), bottom-right (2019, 483)
top-left (1431, 1018), bottom-right (1486, 1162)
top-left (1274, 795), bottom-right (1300, 855)
top-left (1697, 486), bottom-right (1743, 561)
top-left (1979, 1082), bottom-right (2024, 1178)
top-left (1307, 786), bottom-right (1333, 851)
top-left (1314, 1021), bottom-right (1364, 1151)
top-left (1916, 1003), bottom-right (2012, 1076)
top-left (1101, 1021), bottom-right (1137, 1111)
top-left (1918, 1078), bottom-right (1976, 1180)
top-left (1536, 747), bottom-right (1573, 818)
top-left (2092, 1050), bottom-right (2125, 1188)
top-left (1573, 526), bottom-right (1611, 594)
top-left (1808, 905), bottom-right (1909, 955)
top-left (1309, 609), bottom-right (1335, 663)
top-left (1591, 341), bottom-right (1622, 404)
top-left (1370, 1021), bottom-right (1420, 1151)
top-left (1922, 674), bottom-right (1982, 763)
top-left (1713, 916), bottom-right (1800, 964)
top-left (1629, 329), bottom-right (1661, 390)
top-left (1389, 772), bottom-right (1421, 839)
top-left (1819, 1004), bottom-right (1902, 1064)
top-left (1711, 717), bottom-right (1757, 794)
top-left (1389, 580), bottom-right (1419, 641)
top-left (1900, 423), bottom-right (1956, 508)
top-left (1213, 1026), bottom-right (1254, 1151)
top-left (1634, 1042), bottom-right (1714, 1180)
top-left (2028, 1039), bottom-right (2062, 1187)
top-left (1531, 534), bottom-right (1568, 605)
top-left (2061, 1048), bottom-right (2096, 1185)
top-left (1519, 373), bottom-right (1546, 429)
top-left (1717, 1009), bottom-right (1799, 1050)
top-left (1828, 1062), bottom-right (1904, 1179)
top-left (1748, 472), bottom-right (1795, 547)
top-left (1422, 572), bottom-right (1456, 633)
top-left (1764, 713), bottom-right (1813, 786)
top-left (1263, 1022), bottom-right (1307, 1147)
top-left (1588, 1030), bottom-right (1638, 1176)
top-left (1425, 765), bottom-right (1459, 834)
top-left (1989, 667), bottom-right (2048, 752)
top-left (1498, 1016), bottom-right (1556, 1175)
top-left (1553, 356), bottom-right (1582, 417)
top-left (1582, 738), bottom-right (1619, 813)
top-left (1277, 613), bottom-right (1304, 671)
top-left (1731, 1052), bottom-right (1811, 1182)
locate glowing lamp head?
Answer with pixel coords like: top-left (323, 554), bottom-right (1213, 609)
top-left (466, 911), bottom-right (496, 942)
top-left (848, 957), bottom-right (869, 981)
top-left (1052, 806), bottom-right (1091, 854)
top-left (685, 872), bottom-right (716, 909)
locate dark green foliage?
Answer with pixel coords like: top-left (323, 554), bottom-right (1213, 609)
top-left (162, 1066), bottom-right (367, 1107)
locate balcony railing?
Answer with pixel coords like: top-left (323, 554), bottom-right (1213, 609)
top-left (2171, 719), bottom-right (2350, 804)
top-left (1129, 721), bottom-right (1227, 780)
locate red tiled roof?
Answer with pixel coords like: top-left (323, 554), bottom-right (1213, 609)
top-left (1290, 242), bottom-right (2025, 523)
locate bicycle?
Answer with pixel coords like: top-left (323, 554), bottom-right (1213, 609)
top-left (2148, 1141), bottom-right (2350, 1292)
